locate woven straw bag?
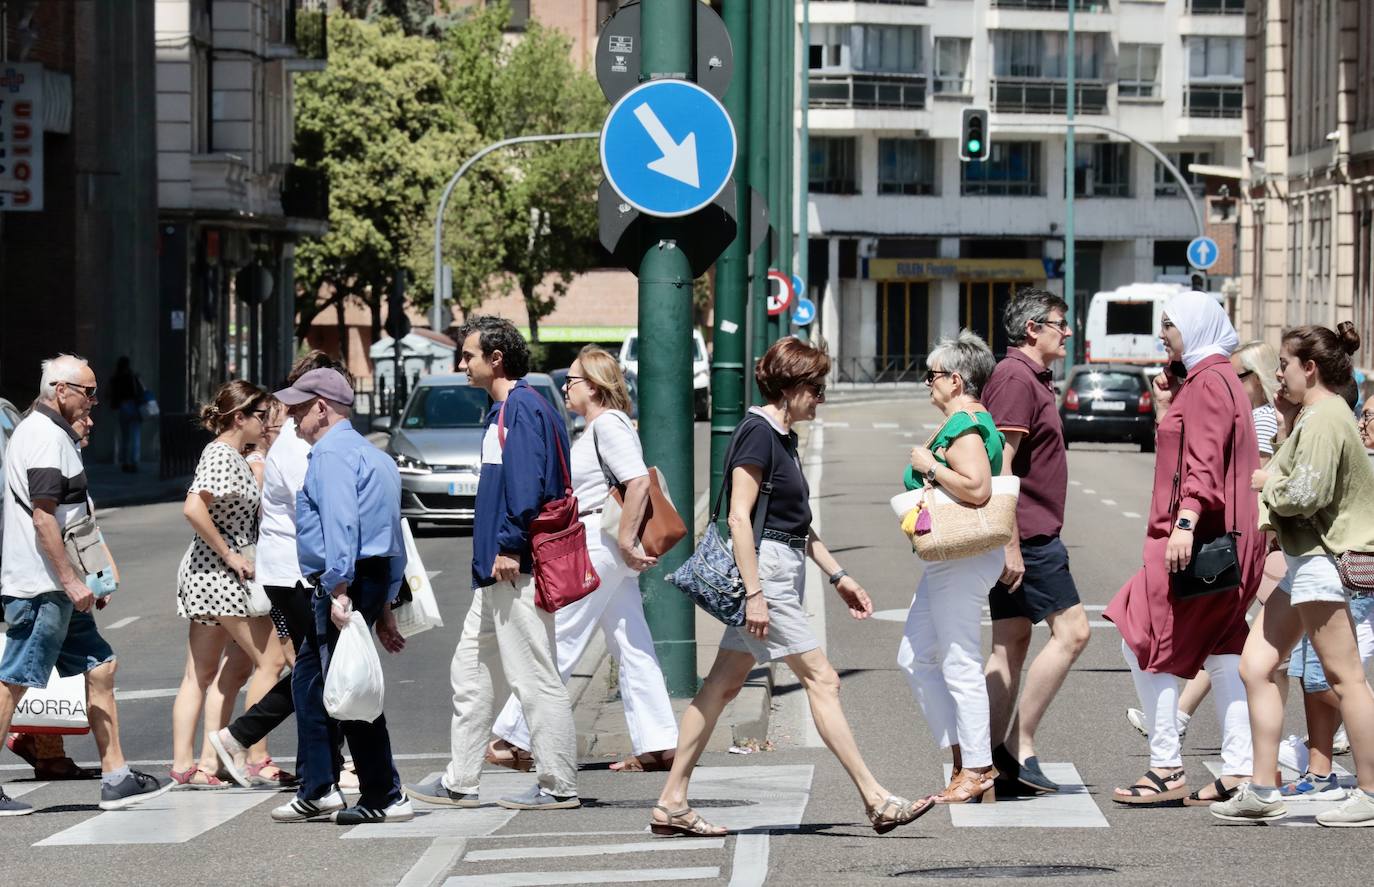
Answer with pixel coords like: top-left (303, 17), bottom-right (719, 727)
top-left (891, 476), bottom-right (1020, 561)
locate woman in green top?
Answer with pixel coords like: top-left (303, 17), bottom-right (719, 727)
top-left (897, 331), bottom-right (1006, 805)
top-left (1213, 322), bottom-right (1374, 827)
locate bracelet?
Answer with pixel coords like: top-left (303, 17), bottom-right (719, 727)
top-left (828, 568), bottom-right (848, 586)
top-left (745, 589), bottom-right (764, 599)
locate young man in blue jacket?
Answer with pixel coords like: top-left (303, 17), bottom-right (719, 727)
top-left (404, 317), bottom-right (580, 811)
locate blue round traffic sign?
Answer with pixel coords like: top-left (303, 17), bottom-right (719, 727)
top-left (1186, 236), bottom-right (1219, 271)
top-left (792, 297), bottom-right (816, 327)
top-left (600, 80), bottom-right (737, 219)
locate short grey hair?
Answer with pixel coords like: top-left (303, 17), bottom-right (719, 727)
top-left (38, 354), bottom-right (90, 404)
top-left (928, 330), bottom-right (996, 398)
top-left (1004, 287), bottom-right (1069, 347)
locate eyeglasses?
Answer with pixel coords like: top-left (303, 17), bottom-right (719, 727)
top-left (53, 381), bottom-right (98, 401)
top-left (1361, 412), bottom-right (1374, 425)
top-left (1037, 318), bottom-right (1070, 334)
top-left (563, 375), bottom-right (586, 389)
top-left (925, 370), bottom-right (953, 385)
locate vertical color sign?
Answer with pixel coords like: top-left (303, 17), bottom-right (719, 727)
top-left (0, 63), bottom-right (43, 211)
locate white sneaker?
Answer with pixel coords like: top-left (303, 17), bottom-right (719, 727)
top-left (1126, 708), bottom-right (1188, 741)
top-left (1333, 725), bottom-right (1351, 756)
top-left (1277, 734), bottom-right (1309, 775)
top-left (332, 798), bottom-right (415, 825)
top-left (271, 786), bottom-right (347, 822)
top-left (1211, 783), bottom-right (1288, 823)
top-left (1316, 788), bottom-right (1374, 827)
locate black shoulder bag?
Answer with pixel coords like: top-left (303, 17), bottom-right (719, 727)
top-left (1169, 368), bottom-right (1243, 599)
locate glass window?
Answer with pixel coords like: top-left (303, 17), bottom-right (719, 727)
top-left (934, 38), bottom-right (972, 94)
top-left (1155, 150), bottom-right (1211, 196)
top-left (993, 31), bottom-right (1103, 79)
top-left (961, 142), bottom-right (1043, 196)
top-left (1187, 36), bottom-right (1243, 81)
top-left (1118, 44), bottom-right (1161, 97)
top-left (1074, 143), bottom-right (1131, 197)
top-left (809, 24), bottom-right (846, 70)
top-left (878, 139), bottom-right (937, 195)
top-left (1071, 369), bottom-right (1144, 392)
top-left (810, 137), bottom-right (860, 195)
top-left (402, 386), bottom-right (490, 429)
top-left (851, 25), bottom-right (921, 73)
top-left (1104, 303), bottom-right (1155, 337)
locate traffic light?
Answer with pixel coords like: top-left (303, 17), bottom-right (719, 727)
top-left (959, 107), bottom-right (990, 162)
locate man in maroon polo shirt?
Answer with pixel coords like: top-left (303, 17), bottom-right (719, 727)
top-left (981, 287), bottom-right (1091, 795)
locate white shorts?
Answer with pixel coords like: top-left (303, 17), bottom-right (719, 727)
top-left (1276, 553), bottom-right (1350, 605)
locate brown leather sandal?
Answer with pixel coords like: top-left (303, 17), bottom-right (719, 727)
top-left (866, 794), bottom-right (935, 834)
top-left (649, 804), bottom-right (728, 837)
top-left (610, 750), bottom-right (675, 772)
top-left (1111, 767), bottom-right (1188, 805)
top-left (484, 741), bottom-right (535, 772)
top-left (936, 767), bottom-right (998, 804)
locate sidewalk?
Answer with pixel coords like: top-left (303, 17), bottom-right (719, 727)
top-left (87, 461), bottom-right (191, 508)
top-left (570, 422), bottom-right (817, 760)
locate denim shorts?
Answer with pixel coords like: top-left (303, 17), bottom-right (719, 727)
top-left (0, 593), bottom-right (115, 688)
top-left (1286, 594), bottom-right (1374, 693)
top-left (1276, 554), bottom-right (1349, 605)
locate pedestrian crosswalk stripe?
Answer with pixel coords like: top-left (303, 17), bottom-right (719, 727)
top-left (106, 616), bottom-right (140, 630)
top-left (465, 838), bottom-right (724, 862)
top-left (342, 772), bottom-right (516, 840)
top-left (873, 422), bottom-right (899, 429)
top-left (443, 868), bottom-right (720, 886)
top-left (728, 832), bottom-right (768, 887)
top-left (35, 786), bottom-right (275, 846)
top-left (942, 764), bottom-right (1108, 828)
top-left (4, 781), bottom-right (47, 799)
top-left (1203, 761), bottom-right (1352, 827)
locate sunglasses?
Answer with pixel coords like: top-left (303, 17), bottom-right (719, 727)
top-left (1037, 318), bottom-right (1070, 333)
top-left (925, 370), bottom-right (953, 385)
top-left (807, 381), bottom-right (826, 398)
top-left (54, 381), bottom-right (98, 400)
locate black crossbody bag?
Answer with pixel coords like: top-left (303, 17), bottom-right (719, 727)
top-left (1168, 368), bottom-right (1243, 600)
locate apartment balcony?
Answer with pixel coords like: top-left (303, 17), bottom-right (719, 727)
top-left (190, 153), bottom-right (251, 213)
top-left (1186, 0), bottom-right (1245, 13)
top-left (1185, 84), bottom-right (1242, 118)
top-left (990, 0), bottom-right (1110, 9)
top-left (809, 72), bottom-right (926, 111)
top-left (990, 78), bottom-right (1109, 115)
top-left (810, 0), bottom-right (926, 4)
top-left (268, 0), bottom-right (328, 71)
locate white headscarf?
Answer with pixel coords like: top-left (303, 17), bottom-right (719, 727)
top-left (1164, 290), bottom-right (1238, 371)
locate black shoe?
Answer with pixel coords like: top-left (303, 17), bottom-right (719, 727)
top-left (992, 744), bottom-right (1021, 782)
top-left (332, 799), bottom-right (415, 825)
top-left (99, 769), bottom-right (174, 810)
top-left (1016, 755), bottom-right (1060, 794)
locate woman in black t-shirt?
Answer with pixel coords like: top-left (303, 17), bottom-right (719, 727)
top-left (650, 339), bottom-right (932, 839)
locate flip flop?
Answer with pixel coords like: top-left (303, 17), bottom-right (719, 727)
top-left (1112, 768), bottom-right (1187, 806)
top-left (610, 751), bottom-right (675, 772)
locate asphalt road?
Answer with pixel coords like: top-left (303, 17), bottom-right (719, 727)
top-left (2, 404), bottom-right (1369, 887)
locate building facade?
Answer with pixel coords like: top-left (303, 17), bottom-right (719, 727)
top-left (0, 1), bottom-right (160, 465)
top-left (803, 0), bottom-right (1244, 380)
top-left (155, 0), bottom-right (328, 415)
top-left (1237, 0), bottom-right (1374, 359)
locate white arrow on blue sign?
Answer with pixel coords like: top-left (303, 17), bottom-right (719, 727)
top-left (1186, 236), bottom-right (1219, 271)
top-left (600, 79), bottom-right (737, 219)
top-left (792, 297), bottom-right (816, 327)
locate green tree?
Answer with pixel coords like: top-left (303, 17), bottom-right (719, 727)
top-left (438, 4), bottom-right (603, 343)
top-left (292, 16), bottom-right (498, 347)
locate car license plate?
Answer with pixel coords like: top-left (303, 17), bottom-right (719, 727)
top-left (448, 479), bottom-right (479, 496)
top-left (1094, 400), bottom-right (1127, 412)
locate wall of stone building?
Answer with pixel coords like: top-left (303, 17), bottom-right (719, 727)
top-left (0, 1), bottom-right (160, 464)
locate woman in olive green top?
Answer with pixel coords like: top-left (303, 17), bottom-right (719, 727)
top-left (897, 331), bottom-right (1006, 805)
top-left (1213, 322), bottom-right (1374, 827)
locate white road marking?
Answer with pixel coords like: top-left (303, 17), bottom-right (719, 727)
top-left (2, 781), bottom-right (48, 799)
top-left (427, 570), bottom-right (443, 580)
top-left (872, 422), bottom-right (899, 430)
top-left (1069, 480), bottom-right (1081, 486)
top-left (1122, 512), bottom-right (1142, 519)
top-left (1082, 489), bottom-right (1096, 495)
top-left (444, 869), bottom-right (719, 886)
top-left (397, 836), bottom-right (468, 887)
top-left (36, 787), bottom-right (276, 845)
top-left (465, 838), bottom-right (724, 862)
top-left (106, 616), bottom-right (140, 630)
top-left (1202, 762), bottom-right (1349, 827)
top-left (1100, 499), bottom-right (1117, 506)
top-left (820, 421), bottom-right (849, 428)
top-left (342, 771), bottom-right (517, 840)
top-left (922, 423), bottom-right (940, 430)
top-left (1, 751), bottom-right (457, 773)
top-left (115, 687), bottom-right (180, 701)
top-left (728, 832), bottom-right (770, 887)
top-left (943, 763), bottom-right (1108, 828)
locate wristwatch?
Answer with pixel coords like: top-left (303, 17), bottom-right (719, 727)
top-left (924, 465), bottom-right (938, 484)
top-left (828, 569), bottom-right (849, 586)
top-left (1175, 517), bottom-right (1194, 531)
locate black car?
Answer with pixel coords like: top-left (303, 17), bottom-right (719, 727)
top-left (1060, 364), bottom-right (1156, 452)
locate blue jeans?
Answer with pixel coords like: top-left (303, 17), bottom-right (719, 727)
top-left (117, 402), bottom-right (142, 466)
top-left (0, 593), bottom-right (115, 688)
top-left (292, 561), bottom-right (401, 809)
top-left (1287, 594), bottom-right (1374, 693)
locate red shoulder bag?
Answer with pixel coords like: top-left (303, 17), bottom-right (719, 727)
top-left (498, 395), bottom-right (600, 612)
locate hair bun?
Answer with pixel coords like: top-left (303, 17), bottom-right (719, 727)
top-left (1337, 320), bottom-right (1361, 356)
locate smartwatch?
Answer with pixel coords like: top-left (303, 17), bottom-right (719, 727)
top-left (924, 465), bottom-right (938, 484)
top-left (1175, 517), bottom-right (1194, 531)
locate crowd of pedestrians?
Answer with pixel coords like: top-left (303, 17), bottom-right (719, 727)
top-left (2, 295), bottom-right (1374, 831)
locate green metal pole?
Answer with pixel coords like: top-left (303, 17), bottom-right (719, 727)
top-left (711, 0), bottom-right (750, 523)
top-left (796, 0), bottom-right (810, 344)
top-left (778, 0), bottom-right (794, 340)
top-left (1064, 0), bottom-right (1077, 363)
top-left (748, 0), bottom-right (772, 403)
top-left (637, 0), bottom-right (697, 697)
top-left (768, 0), bottom-right (785, 343)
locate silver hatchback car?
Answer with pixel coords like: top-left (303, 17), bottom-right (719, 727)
top-left (386, 373), bottom-right (574, 527)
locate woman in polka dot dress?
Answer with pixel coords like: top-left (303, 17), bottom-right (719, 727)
top-left (169, 381), bottom-right (281, 788)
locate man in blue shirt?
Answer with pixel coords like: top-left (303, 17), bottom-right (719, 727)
top-left (404, 317), bottom-right (580, 811)
top-left (268, 368), bottom-right (410, 825)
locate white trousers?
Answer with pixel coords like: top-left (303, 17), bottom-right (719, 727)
top-left (492, 527), bottom-right (678, 756)
top-left (1121, 638), bottom-right (1253, 775)
top-left (898, 549), bottom-right (1005, 769)
top-left (443, 574), bottom-right (578, 796)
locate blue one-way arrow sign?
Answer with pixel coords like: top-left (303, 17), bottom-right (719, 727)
top-left (600, 79), bottom-right (737, 219)
top-left (1187, 236), bottom-right (1219, 271)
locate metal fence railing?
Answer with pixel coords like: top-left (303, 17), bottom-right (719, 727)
top-left (991, 78), bottom-right (1110, 115)
top-left (833, 356), bottom-right (928, 385)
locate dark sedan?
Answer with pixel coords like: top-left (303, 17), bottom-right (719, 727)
top-left (1060, 365), bottom-right (1156, 452)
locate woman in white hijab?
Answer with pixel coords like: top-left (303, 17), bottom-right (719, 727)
top-left (1103, 292), bottom-right (1266, 808)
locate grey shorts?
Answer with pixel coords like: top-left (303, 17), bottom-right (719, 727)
top-left (719, 540), bottom-right (820, 663)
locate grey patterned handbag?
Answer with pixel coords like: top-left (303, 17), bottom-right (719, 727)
top-left (666, 416), bottom-right (775, 626)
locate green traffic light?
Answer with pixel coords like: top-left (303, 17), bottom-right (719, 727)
top-left (967, 139), bottom-right (981, 154)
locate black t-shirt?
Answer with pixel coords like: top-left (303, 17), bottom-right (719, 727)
top-left (725, 412), bottom-right (811, 537)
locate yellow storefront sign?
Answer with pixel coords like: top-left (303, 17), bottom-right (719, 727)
top-left (864, 258), bottom-right (1048, 281)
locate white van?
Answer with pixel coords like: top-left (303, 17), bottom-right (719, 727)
top-left (1084, 283), bottom-right (1197, 366)
top-left (619, 328), bottom-right (710, 420)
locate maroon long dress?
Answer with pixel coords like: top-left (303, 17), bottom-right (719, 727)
top-left (1104, 354), bottom-right (1266, 678)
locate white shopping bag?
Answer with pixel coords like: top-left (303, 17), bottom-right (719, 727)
top-left (323, 610), bottom-right (385, 722)
top-left (0, 637), bottom-right (91, 735)
top-left (393, 519), bottom-right (443, 638)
